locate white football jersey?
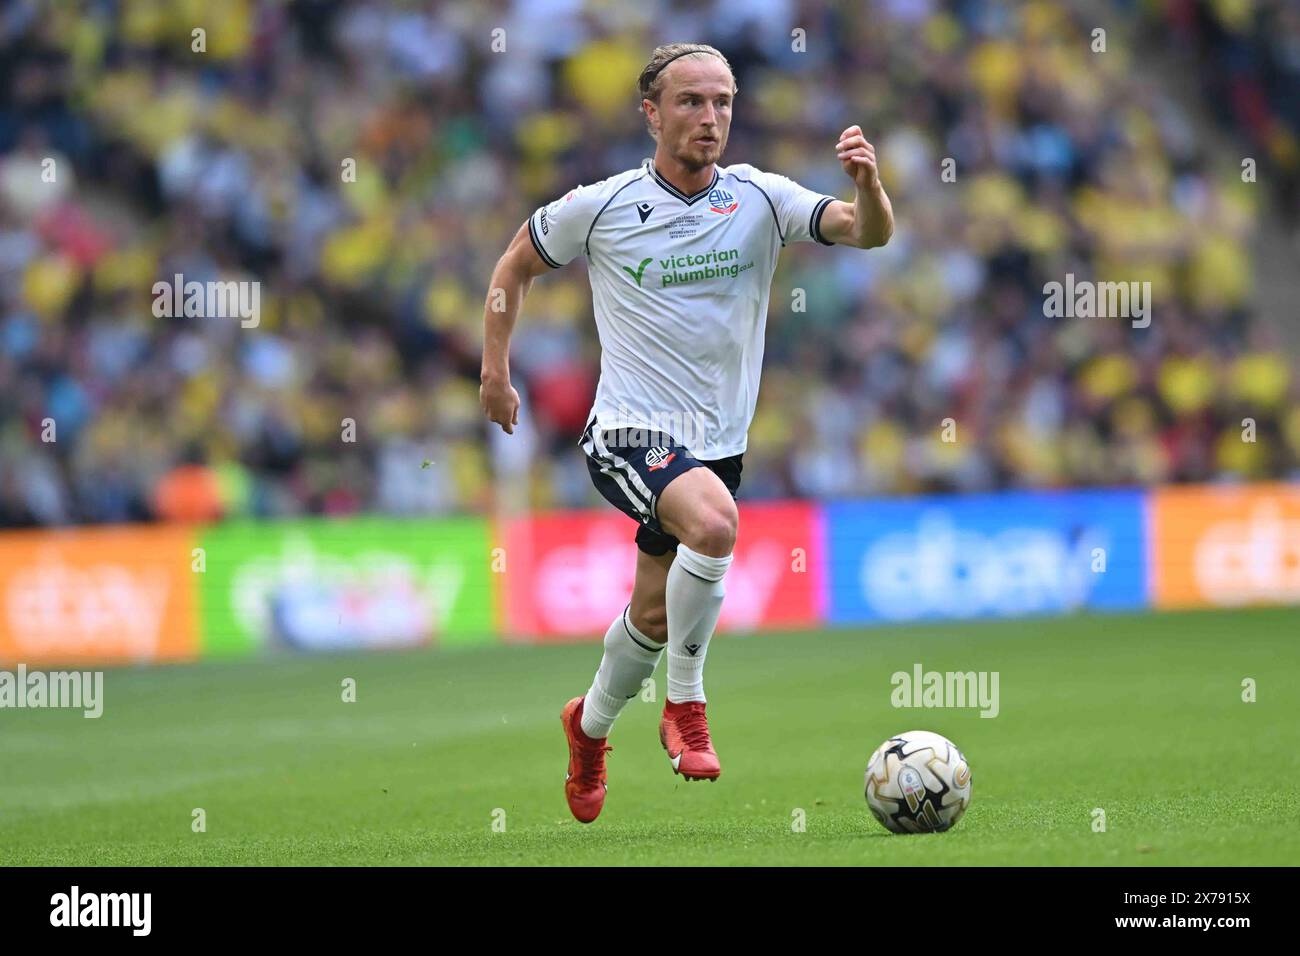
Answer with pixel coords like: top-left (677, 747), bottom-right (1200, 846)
top-left (528, 158), bottom-right (836, 459)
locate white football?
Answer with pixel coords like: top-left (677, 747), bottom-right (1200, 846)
top-left (864, 730), bottom-right (971, 833)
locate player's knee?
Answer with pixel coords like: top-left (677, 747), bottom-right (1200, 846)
top-left (688, 503), bottom-right (737, 557)
top-left (629, 603), bottom-right (668, 645)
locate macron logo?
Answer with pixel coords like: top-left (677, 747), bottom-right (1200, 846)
top-left (50, 886), bottom-right (151, 936)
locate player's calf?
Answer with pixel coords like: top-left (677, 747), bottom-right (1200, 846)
top-left (580, 608), bottom-right (665, 740)
top-left (629, 592), bottom-right (669, 645)
top-left (652, 467), bottom-right (734, 787)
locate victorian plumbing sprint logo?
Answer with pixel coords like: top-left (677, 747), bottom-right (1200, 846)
top-left (622, 247), bottom-right (753, 288)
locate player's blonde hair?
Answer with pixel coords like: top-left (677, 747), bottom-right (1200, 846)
top-left (637, 43), bottom-right (737, 139)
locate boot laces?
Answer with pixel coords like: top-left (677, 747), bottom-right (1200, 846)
top-left (676, 706), bottom-right (713, 752)
top-left (576, 737), bottom-right (613, 788)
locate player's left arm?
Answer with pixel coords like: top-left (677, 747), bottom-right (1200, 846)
top-left (817, 125), bottom-right (894, 249)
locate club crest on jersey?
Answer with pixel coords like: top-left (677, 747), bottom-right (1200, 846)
top-left (645, 447), bottom-right (677, 471)
top-left (707, 187), bottom-right (738, 215)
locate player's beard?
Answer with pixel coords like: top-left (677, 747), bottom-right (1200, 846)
top-left (675, 134), bottom-right (724, 172)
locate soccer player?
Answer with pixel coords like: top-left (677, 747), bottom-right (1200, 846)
top-left (480, 42), bottom-right (893, 822)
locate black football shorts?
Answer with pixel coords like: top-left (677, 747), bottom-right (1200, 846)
top-left (580, 417), bottom-right (743, 556)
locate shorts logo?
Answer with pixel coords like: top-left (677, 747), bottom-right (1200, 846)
top-left (645, 447), bottom-right (677, 471)
top-left (708, 187), bottom-right (738, 215)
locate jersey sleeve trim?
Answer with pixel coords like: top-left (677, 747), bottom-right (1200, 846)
top-left (584, 175), bottom-right (646, 259)
top-left (735, 177), bottom-right (786, 246)
top-left (527, 213), bottom-right (563, 269)
top-left (810, 196), bottom-right (835, 246)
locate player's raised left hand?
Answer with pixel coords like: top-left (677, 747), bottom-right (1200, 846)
top-left (836, 125), bottom-right (880, 191)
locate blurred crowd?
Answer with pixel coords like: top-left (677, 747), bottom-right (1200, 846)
top-left (1157, 0), bottom-right (1300, 228)
top-left (1, 0), bottom-right (1299, 528)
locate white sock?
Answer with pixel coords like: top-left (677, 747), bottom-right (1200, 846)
top-left (581, 607), bottom-right (665, 739)
top-left (665, 544), bottom-right (732, 704)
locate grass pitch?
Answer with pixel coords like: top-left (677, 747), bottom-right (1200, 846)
top-left (2, 607), bottom-right (1296, 866)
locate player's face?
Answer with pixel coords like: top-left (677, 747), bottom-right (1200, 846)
top-left (647, 58), bottom-right (734, 171)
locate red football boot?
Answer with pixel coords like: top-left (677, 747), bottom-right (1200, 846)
top-left (561, 697), bottom-right (612, 823)
top-left (659, 699), bottom-right (721, 781)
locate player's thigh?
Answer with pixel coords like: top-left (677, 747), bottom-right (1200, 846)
top-left (656, 466), bottom-right (739, 556)
top-left (629, 547), bottom-right (674, 643)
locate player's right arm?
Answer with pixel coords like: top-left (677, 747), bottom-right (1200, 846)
top-left (480, 220), bottom-right (552, 435)
top-left (481, 185), bottom-right (597, 434)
